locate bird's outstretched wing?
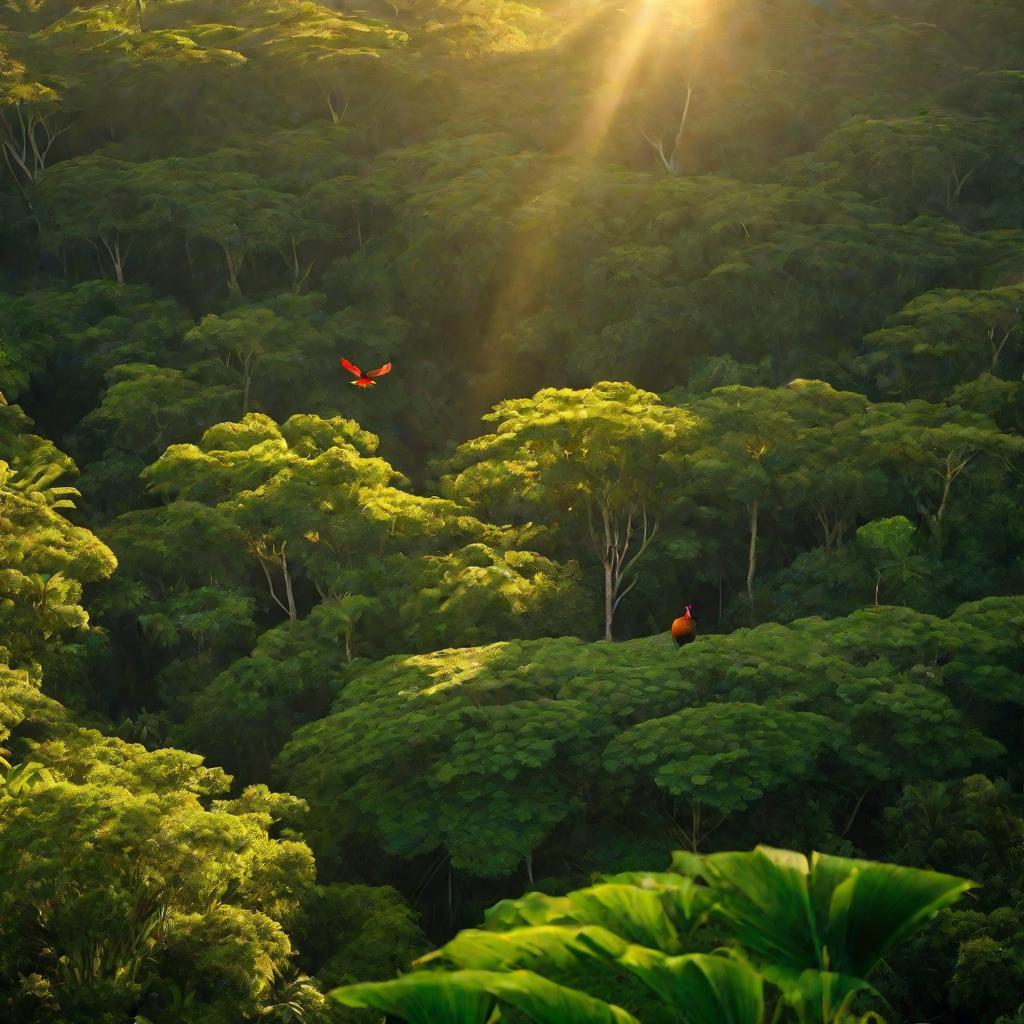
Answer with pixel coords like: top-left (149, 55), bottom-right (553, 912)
top-left (339, 357), bottom-right (363, 377)
top-left (367, 362), bottom-right (392, 378)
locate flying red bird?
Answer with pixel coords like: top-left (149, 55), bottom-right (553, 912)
top-left (671, 604), bottom-right (697, 646)
top-left (340, 357), bottom-right (392, 388)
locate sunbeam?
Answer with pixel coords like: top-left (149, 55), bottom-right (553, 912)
top-left (474, 0), bottom-right (708, 406)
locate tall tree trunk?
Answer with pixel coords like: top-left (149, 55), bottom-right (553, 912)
top-left (639, 81), bottom-right (695, 176)
top-left (254, 540), bottom-right (298, 622)
top-left (746, 500), bottom-right (759, 623)
top-left (932, 450), bottom-right (976, 553)
top-left (281, 546), bottom-right (297, 622)
top-left (990, 325), bottom-right (1014, 370)
top-left (221, 244), bottom-right (244, 297)
top-left (590, 500), bottom-right (657, 642)
top-left (101, 233), bottom-right (126, 284)
top-left (603, 560), bottom-right (614, 642)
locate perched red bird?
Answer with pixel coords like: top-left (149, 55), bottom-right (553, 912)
top-left (340, 357), bottom-right (392, 388)
top-left (671, 605), bottom-right (697, 646)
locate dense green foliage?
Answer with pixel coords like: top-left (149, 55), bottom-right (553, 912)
top-left (2, 0), bottom-right (1024, 1020)
top-left (335, 845), bottom-right (973, 1023)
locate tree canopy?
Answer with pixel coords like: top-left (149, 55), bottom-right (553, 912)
top-left (2, 0), bottom-right (1024, 1019)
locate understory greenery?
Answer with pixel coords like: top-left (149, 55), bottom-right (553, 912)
top-left (1, 0), bottom-right (1024, 1020)
top-left (335, 844), bottom-right (974, 1024)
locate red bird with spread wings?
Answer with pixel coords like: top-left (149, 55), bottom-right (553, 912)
top-left (340, 357), bottom-right (392, 388)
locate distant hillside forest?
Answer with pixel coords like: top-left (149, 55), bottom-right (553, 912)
top-left (2, 0), bottom-right (1024, 1021)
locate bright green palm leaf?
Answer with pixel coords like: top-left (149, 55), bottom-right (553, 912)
top-left (674, 847), bottom-right (821, 969)
top-left (333, 970), bottom-right (639, 1024)
top-left (811, 853), bottom-right (973, 977)
top-left (421, 924), bottom-right (625, 971)
top-left (482, 891), bottom-right (576, 929)
top-left (482, 969), bottom-right (641, 1024)
top-left (331, 973), bottom-right (496, 1023)
top-left (567, 883), bottom-right (684, 951)
top-left (575, 934), bottom-right (763, 1024)
top-left (598, 872), bottom-right (711, 936)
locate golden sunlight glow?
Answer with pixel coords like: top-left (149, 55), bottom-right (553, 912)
top-left (571, 0), bottom-right (711, 154)
top-left (573, 0), bottom-right (661, 155)
top-left (477, 0), bottom-right (708, 396)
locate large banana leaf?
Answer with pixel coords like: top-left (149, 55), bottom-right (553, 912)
top-left (483, 891), bottom-right (575, 930)
top-left (482, 969), bottom-right (641, 1024)
top-left (417, 924), bottom-right (625, 972)
top-left (673, 847), bottom-right (822, 969)
top-left (480, 876), bottom-right (707, 951)
top-left (597, 871), bottom-right (711, 934)
top-left (672, 846), bottom-right (972, 980)
top-left (331, 972), bottom-right (496, 1024)
top-left (564, 884), bottom-right (682, 951)
top-left (574, 933), bottom-right (764, 1024)
top-left (332, 968), bottom-right (640, 1024)
top-left (810, 852), bottom-right (974, 976)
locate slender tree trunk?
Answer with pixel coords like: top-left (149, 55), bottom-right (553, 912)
top-left (603, 560), bottom-right (614, 642)
top-left (221, 244), bottom-right (244, 296)
top-left (945, 163), bottom-right (975, 207)
top-left (815, 505), bottom-right (845, 553)
top-left (255, 541), bottom-right (298, 622)
top-left (0, 141), bottom-right (40, 226)
top-left (990, 325), bottom-right (1013, 370)
top-left (936, 471), bottom-right (954, 527)
top-left (639, 81), bottom-right (695, 176)
top-left (101, 233), bottom-right (126, 284)
top-left (746, 500), bottom-right (759, 622)
top-left (668, 82), bottom-right (694, 175)
top-left (281, 546), bottom-right (297, 622)
top-left (590, 500), bottom-right (657, 642)
top-left (841, 787), bottom-right (871, 838)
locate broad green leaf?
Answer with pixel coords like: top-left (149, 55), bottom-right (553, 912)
top-left (811, 853), bottom-right (973, 976)
top-left (575, 938), bottom-right (764, 1024)
top-left (421, 924), bottom-right (624, 971)
top-left (567, 882), bottom-right (701, 951)
top-left (482, 891), bottom-right (575, 929)
top-left (331, 972), bottom-right (495, 1024)
top-left (674, 846), bottom-right (821, 969)
top-left (596, 872), bottom-right (710, 935)
top-left (482, 969), bottom-right (641, 1024)
top-left (333, 970), bottom-right (640, 1024)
